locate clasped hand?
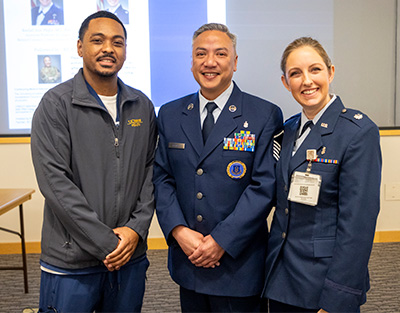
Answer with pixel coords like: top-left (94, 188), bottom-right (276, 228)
top-left (172, 226), bottom-right (225, 268)
top-left (103, 226), bottom-right (139, 271)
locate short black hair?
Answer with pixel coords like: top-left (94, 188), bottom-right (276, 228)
top-left (78, 11), bottom-right (127, 40)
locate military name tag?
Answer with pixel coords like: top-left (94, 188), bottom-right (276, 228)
top-left (288, 171), bottom-right (321, 206)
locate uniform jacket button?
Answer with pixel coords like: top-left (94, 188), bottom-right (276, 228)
top-left (197, 215), bottom-right (203, 222)
top-left (196, 192), bottom-right (203, 200)
top-left (197, 168), bottom-right (204, 176)
top-left (285, 208), bottom-right (289, 215)
top-left (282, 232), bottom-right (286, 239)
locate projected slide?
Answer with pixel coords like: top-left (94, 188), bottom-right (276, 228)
top-left (3, 0), bottom-right (150, 130)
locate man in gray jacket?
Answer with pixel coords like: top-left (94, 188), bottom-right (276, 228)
top-left (31, 11), bottom-right (157, 312)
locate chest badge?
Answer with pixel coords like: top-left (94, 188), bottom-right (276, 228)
top-left (227, 161), bottom-right (247, 179)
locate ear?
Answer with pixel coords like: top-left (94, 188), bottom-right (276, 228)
top-left (281, 74), bottom-right (290, 92)
top-left (77, 39), bottom-right (83, 57)
top-left (233, 55), bottom-right (238, 72)
top-left (328, 64), bottom-right (335, 83)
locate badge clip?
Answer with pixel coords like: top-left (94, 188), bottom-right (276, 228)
top-left (306, 149), bottom-right (317, 173)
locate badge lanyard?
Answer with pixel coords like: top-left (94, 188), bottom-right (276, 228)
top-left (288, 149), bottom-right (322, 206)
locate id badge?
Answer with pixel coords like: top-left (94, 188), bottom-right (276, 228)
top-left (288, 171), bottom-right (321, 206)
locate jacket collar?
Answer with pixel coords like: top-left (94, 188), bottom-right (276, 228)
top-left (71, 68), bottom-right (139, 109)
top-left (181, 81), bottom-right (242, 162)
top-left (281, 96), bottom-right (345, 184)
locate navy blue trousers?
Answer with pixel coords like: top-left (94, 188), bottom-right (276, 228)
top-left (38, 256), bottom-right (149, 313)
top-left (180, 286), bottom-right (261, 312)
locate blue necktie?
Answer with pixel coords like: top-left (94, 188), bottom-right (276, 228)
top-left (202, 102), bottom-right (218, 144)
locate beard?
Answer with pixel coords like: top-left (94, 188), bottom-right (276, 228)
top-left (95, 68), bottom-right (118, 78)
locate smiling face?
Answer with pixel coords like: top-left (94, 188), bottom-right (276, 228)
top-left (77, 17), bottom-right (126, 82)
top-left (191, 30), bottom-right (238, 100)
top-left (282, 45), bottom-right (335, 119)
top-left (43, 56), bottom-right (51, 67)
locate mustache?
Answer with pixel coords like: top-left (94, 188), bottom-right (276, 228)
top-left (97, 53), bottom-right (116, 62)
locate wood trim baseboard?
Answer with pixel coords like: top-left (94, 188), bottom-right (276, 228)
top-left (0, 241), bottom-right (41, 254)
top-left (0, 137), bottom-right (31, 144)
top-left (0, 232), bottom-right (397, 255)
top-left (373, 231), bottom-right (400, 243)
top-left (379, 129), bottom-right (400, 136)
top-left (0, 238), bottom-right (168, 255)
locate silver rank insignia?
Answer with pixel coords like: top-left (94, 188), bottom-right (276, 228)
top-left (354, 113), bottom-right (363, 120)
top-left (187, 103), bottom-right (194, 110)
top-left (229, 105), bottom-right (237, 112)
top-left (321, 122), bottom-right (328, 128)
top-left (243, 121), bottom-right (249, 128)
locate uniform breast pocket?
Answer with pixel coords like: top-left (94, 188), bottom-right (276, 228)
top-left (311, 162), bottom-right (338, 173)
top-left (222, 149), bottom-right (254, 160)
top-left (313, 237), bottom-right (336, 258)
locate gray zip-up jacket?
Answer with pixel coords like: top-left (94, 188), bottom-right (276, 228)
top-left (31, 69), bottom-right (157, 269)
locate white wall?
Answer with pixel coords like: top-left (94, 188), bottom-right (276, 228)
top-left (0, 137), bottom-right (399, 243)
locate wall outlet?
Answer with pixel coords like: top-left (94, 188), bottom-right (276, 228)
top-left (385, 183), bottom-right (400, 201)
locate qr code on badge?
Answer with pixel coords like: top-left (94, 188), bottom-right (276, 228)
top-left (300, 186), bottom-right (308, 196)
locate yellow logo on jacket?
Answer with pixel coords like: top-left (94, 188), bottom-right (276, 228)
top-left (127, 119), bottom-right (142, 127)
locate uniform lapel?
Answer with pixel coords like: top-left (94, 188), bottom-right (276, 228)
top-left (181, 94), bottom-right (203, 157)
top-left (198, 84), bottom-right (242, 165)
top-left (290, 127), bottom-right (323, 172)
top-left (280, 117), bottom-right (299, 186)
top-left (289, 97), bottom-right (344, 173)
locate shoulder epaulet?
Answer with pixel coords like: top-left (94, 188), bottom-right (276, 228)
top-left (339, 107), bottom-right (371, 127)
top-left (284, 113), bottom-right (300, 126)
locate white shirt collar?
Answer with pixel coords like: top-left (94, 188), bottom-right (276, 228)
top-left (199, 81), bottom-right (234, 114)
top-left (300, 94), bottom-right (337, 132)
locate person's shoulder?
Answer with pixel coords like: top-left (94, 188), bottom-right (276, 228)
top-left (51, 4), bottom-right (63, 12)
top-left (284, 113), bottom-right (301, 127)
top-left (338, 107), bottom-right (377, 131)
top-left (117, 5), bottom-right (129, 15)
top-left (122, 83), bottom-right (148, 99)
top-left (233, 82), bottom-right (280, 112)
top-left (159, 93), bottom-right (197, 114)
top-left (45, 78), bottom-right (73, 97)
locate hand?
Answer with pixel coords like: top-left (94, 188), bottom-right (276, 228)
top-left (188, 235), bottom-right (224, 268)
top-left (318, 309), bottom-right (329, 313)
top-left (172, 225), bottom-right (204, 257)
top-left (103, 227), bottom-right (139, 271)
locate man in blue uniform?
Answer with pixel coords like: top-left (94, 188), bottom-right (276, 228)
top-left (154, 23), bottom-right (283, 312)
top-left (31, 0), bottom-right (64, 26)
top-left (106, 0), bottom-right (129, 24)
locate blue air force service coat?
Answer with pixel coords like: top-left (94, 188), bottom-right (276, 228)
top-left (154, 83), bottom-right (283, 297)
top-left (263, 96), bottom-right (381, 312)
top-left (31, 4), bottom-right (64, 25)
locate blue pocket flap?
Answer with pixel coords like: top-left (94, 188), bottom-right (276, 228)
top-left (313, 238), bottom-right (335, 258)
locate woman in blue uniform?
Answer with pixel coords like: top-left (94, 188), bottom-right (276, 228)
top-left (262, 37), bottom-right (382, 313)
